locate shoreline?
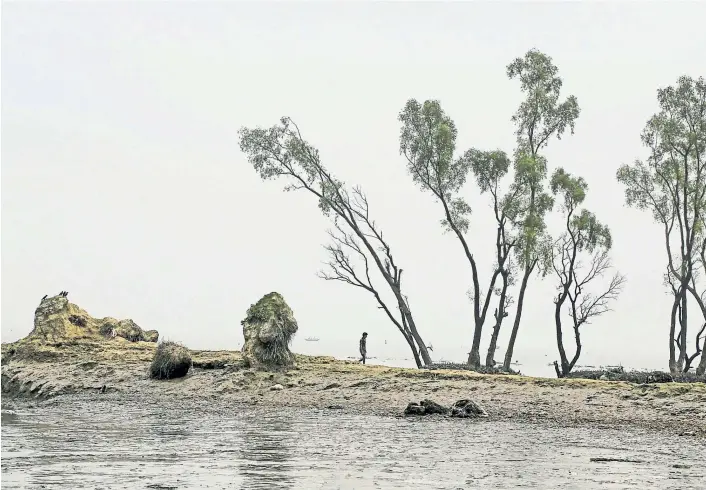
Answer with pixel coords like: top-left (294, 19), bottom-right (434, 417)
top-left (2, 338), bottom-right (705, 438)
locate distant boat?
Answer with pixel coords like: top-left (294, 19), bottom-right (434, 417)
top-left (305, 337), bottom-right (320, 342)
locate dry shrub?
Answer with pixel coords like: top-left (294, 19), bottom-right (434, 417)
top-left (149, 341), bottom-right (192, 380)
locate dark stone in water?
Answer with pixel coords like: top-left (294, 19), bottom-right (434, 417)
top-left (421, 399), bottom-right (449, 415)
top-left (404, 402), bottom-right (426, 416)
top-left (404, 399), bottom-right (449, 416)
top-left (450, 399), bottom-right (487, 418)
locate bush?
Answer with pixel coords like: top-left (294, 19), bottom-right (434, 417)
top-left (149, 341), bottom-right (192, 380)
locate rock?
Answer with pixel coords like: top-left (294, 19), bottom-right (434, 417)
top-left (404, 402), bottom-right (426, 416)
top-left (270, 384), bottom-right (284, 391)
top-left (322, 383), bottom-right (341, 390)
top-left (421, 399), bottom-right (449, 415)
top-left (241, 292), bottom-right (298, 369)
top-left (29, 294), bottom-right (159, 343)
top-left (450, 399), bottom-right (488, 418)
top-left (149, 341), bottom-right (192, 380)
top-left (404, 399), bottom-right (449, 416)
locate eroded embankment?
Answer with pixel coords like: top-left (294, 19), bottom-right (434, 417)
top-left (2, 338), bottom-right (705, 438)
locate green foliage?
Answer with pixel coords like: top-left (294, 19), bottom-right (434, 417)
top-left (398, 99), bottom-right (473, 232)
top-left (507, 49), bottom-right (580, 152)
top-left (468, 149), bottom-right (511, 193)
top-left (551, 167), bottom-right (588, 211)
top-left (616, 76), bottom-right (706, 229)
top-left (504, 49), bottom-right (579, 270)
top-left (551, 167), bottom-right (612, 253)
top-left (238, 118), bottom-right (346, 217)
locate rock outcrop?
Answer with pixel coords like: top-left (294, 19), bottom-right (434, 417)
top-left (241, 292), bottom-right (298, 369)
top-left (30, 294), bottom-right (158, 343)
top-left (404, 398), bottom-right (487, 418)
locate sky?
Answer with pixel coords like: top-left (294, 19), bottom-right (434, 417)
top-left (2, 1), bottom-right (706, 377)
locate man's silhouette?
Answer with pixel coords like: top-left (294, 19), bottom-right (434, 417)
top-left (359, 332), bottom-right (368, 365)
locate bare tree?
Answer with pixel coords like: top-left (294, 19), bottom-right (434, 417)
top-left (239, 118), bottom-right (433, 366)
top-left (318, 211), bottom-right (424, 368)
top-left (550, 168), bottom-right (625, 378)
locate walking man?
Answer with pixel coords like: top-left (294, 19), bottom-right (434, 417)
top-left (359, 332), bottom-right (368, 365)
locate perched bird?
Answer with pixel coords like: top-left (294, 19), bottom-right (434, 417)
top-left (41, 294), bottom-right (48, 301)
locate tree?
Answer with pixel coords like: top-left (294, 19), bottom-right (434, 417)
top-left (616, 76), bottom-right (706, 374)
top-left (239, 118), bottom-right (433, 367)
top-left (500, 49), bottom-right (580, 372)
top-left (398, 99), bottom-right (517, 368)
top-left (550, 168), bottom-right (625, 377)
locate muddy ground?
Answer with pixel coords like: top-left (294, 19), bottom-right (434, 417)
top-left (2, 339), bottom-right (705, 438)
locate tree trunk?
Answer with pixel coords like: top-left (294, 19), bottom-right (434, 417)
top-left (467, 334), bottom-right (482, 368)
top-left (485, 274), bottom-right (509, 368)
top-left (503, 262), bottom-right (533, 371)
top-left (554, 294), bottom-right (570, 378)
top-left (697, 349), bottom-right (706, 375)
top-left (406, 333), bottom-right (422, 368)
top-left (669, 292), bottom-right (679, 374)
top-left (677, 285), bottom-right (688, 372)
top-left (400, 307), bottom-right (432, 366)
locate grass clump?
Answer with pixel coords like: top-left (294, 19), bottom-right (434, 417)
top-left (149, 341), bottom-right (192, 380)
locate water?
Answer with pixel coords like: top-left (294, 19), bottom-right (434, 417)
top-left (2, 396), bottom-right (704, 489)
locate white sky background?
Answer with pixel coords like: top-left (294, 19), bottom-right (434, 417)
top-left (2, 2), bottom-right (706, 376)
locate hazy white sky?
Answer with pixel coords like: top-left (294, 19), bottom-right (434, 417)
top-left (2, 2), bottom-right (705, 375)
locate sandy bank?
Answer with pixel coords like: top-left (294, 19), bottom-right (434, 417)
top-left (2, 338), bottom-right (705, 438)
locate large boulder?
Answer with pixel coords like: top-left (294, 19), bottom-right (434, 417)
top-left (241, 292), bottom-right (298, 369)
top-left (149, 341), bottom-right (192, 380)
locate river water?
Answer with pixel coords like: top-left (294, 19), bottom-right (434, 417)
top-left (2, 396), bottom-right (704, 489)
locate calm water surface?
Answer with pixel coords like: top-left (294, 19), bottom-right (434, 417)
top-left (2, 396), bottom-right (704, 489)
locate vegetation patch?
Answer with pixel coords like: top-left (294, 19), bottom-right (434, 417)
top-left (149, 341), bottom-right (192, 380)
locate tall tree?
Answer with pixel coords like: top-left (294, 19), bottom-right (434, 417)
top-left (501, 49), bottom-right (580, 371)
top-left (616, 76), bottom-right (706, 374)
top-left (398, 99), bottom-right (517, 368)
top-left (239, 118), bottom-right (433, 367)
top-left (550, 168), bottom-right (626, 377)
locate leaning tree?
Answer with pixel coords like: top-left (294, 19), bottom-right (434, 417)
top-left (239, 118), bottom-right (433, 367)
top-left (616, 76), bottom-right (706, 374)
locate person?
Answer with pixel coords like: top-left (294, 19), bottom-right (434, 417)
top-left (359, 332), bottom-right (368, 364)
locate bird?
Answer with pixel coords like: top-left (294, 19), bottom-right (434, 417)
top-left (41, 294), bottom-right (47, 301)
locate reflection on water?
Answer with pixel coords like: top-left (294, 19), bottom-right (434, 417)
top-left (238, 415), bottom-right (294, 489)
top-left (2, 396), bottom-right (705, 489)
